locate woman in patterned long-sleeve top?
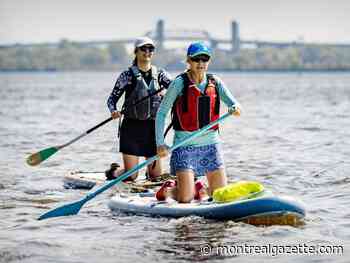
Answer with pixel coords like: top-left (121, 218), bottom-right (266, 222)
top-left (106, 37), bottom-right (172, 181)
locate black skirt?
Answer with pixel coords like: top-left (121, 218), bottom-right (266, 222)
top-left (119, 118), bottom-right (157, 157)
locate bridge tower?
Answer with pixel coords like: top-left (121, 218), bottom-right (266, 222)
top-left (231, 20), bottom-right (240, 53)
top-left (155, 19), bottom-right (165, 50)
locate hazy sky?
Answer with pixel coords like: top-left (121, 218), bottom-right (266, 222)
top-left (1, 0), bottom-right (349, 45)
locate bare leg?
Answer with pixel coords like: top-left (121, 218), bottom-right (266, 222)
top-left (176, 170), bottom-right (195, 203)
top-left (206, 168), bottom-right (227, 196)
top-left (115, 153), bottom-right (139, 180)
top-left (146, 158), bottom-right (162, 179)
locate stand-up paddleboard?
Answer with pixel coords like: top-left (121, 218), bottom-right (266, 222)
top-left (63, 171), bottom-right (106, 189)
top-left (108, 190), bottom-right (306, 226)
top-left (63, 171), bottom-right (175, 190)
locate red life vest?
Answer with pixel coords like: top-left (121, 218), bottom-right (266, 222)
top-left (172, 72), bottom-right (220, 132)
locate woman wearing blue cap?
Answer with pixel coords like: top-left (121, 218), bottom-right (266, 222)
top-left (106, 37), bottom-right (172, 181)
top-left (155, 42), bottom-right (241, 202)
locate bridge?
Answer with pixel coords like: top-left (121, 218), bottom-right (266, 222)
top-left (2, 20), bottom-right (350, 52)
top-left (145, 20), bottom-right (350, 51)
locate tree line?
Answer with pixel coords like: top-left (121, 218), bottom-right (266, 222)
top-left (1, 39), bottom-right (350, 71)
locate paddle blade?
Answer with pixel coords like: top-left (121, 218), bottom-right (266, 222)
top-left (38, 198), bottom-right (86, 220)
top-left (26, 147), bottom-right (59, 166)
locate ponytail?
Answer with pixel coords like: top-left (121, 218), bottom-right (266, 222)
top-left (132, 48), bottom-right (138, 66)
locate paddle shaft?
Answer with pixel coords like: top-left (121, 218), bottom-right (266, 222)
top-left (84, 112), bottom-right (232, 201)
top-left (37, 111), bottom-right (232, 220)
top-left (59, 87), bottom-right (166, 149)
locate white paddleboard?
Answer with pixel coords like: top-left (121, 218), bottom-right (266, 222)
top-left (108, 190), bottom-right (305, 225)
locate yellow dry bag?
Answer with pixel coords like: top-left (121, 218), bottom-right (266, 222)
top-left (213, 181), bottom-right (264, 203)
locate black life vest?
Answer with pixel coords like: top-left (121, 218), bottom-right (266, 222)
top-left (123, 65), bottom-right (162, 120)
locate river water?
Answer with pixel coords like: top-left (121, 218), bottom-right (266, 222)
top-left (0, 71), bottom-right (349, 262)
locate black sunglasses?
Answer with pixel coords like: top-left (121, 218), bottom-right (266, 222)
top-left (139, 45), bottom-right (155, 52)
top-left (190, 55), bottom-right (210, 63)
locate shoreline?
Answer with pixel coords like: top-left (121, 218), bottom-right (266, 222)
top-left (1, 68), bottom-right (350, 73)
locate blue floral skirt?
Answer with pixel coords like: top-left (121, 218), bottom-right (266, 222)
top-left (170, 144), bottom-right (224, 176)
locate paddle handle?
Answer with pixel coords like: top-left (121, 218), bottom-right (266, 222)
top-left (84, 112), bottom-right (231, 201)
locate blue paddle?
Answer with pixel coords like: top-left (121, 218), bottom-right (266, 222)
top-left (38, 111), bottom-right (233, 220)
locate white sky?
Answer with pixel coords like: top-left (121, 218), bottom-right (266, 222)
top-left (0, 0), bottom-right (349, 45)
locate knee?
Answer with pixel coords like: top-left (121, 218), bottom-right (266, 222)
top-left (129, 171), bottom-right (138, 180)
top-left (177, 193), bottom-right (194, 203)
top-left (147, 169), bottom-right (161, 179)
top-left (119, 169), bottom-right (138, 180)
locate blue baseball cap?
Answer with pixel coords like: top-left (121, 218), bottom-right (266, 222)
top-left (187, 42), bottom-right (212, 57)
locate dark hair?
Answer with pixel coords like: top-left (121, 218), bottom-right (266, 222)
top-left (132, 48), bottom-right (138, 66)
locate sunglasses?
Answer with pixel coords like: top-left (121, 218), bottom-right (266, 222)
top-left (190, 55), bottom-right (210, 63)
top-left (139, 45), bottom-right (155, 52)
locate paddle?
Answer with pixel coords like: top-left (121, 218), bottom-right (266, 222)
top-left (26, 87), bottom-right (166, 166)
top-left (38, 111), bottom-right (233, 220)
